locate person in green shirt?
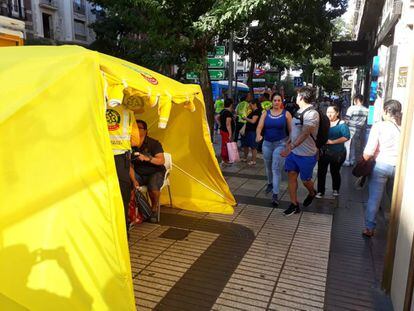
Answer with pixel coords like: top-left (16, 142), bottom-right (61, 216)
top-left (260, 93), bottom-right (272, 111)
top-left (234, 94), bottom-right (252, 142)
top-left (214, 90), bottom-right (227, 132)
top-left (215, 98), bottom-right (224, 114)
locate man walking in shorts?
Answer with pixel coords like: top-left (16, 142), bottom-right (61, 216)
top-left (281, 86), bottom-right (319, 216)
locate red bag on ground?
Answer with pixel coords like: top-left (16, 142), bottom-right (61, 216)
top-left (129, 189), bottom-right (143, 226)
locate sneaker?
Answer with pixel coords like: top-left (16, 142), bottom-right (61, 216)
top-left (265, 184), bottom-right (273, 194)
top-left (315, 192), bottom-right (324, 199)
top-left (272, 193), bottom-right (279, 207)
top-left (332, 190), bottom-right (339, 196)
top-left (150, 212), bottom-right (158, 223)
top-left (303, 190), bottom-right (316, 207)
top-left (283, 203), bottom-right (300, 216)
top-left (362, 228), bottom-right (374, 237)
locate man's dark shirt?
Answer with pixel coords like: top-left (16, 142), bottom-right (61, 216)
top-left (132, 136), bottom-right (165, 176)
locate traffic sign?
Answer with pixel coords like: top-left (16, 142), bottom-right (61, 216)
top-left (208, 58), bottom-right (225, 68)
top-left (215, 46), bottom-right (225, 56)
top-left (209, 69), bottom-right (225, 80)
top-left (341, 79), bottom-right (353, 89)
top-left (208, 46), bottom-right (226, 57)
top-left (293, 77), bottom-right (304, 87)
top-left (186, 72), bottom-right (199, 80)
top-left (254, 68), bottom-right (266, 77)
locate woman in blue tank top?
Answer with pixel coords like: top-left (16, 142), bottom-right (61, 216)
top-left (256, 93), bottom-right (292, 206)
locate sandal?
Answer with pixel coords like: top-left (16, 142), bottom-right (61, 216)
top-left (362, 228), bottom-right (374, 237)
top-left (248, 161), bottom-right (256, 166)
top-left (241, 158), bottom-right (247, 162)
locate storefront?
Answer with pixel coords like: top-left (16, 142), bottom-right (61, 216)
top-left (353, 0), bottom-right (414, 309)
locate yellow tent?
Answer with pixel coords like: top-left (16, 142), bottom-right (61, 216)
top-left (0, 46), bottom-right (235, 311)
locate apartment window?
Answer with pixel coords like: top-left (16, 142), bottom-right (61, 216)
top-left (74, 19), bottom-right (87, 41)
top-left (9, 0), bottom-right (25, 19)
top-left (42, 13), bottom-right (53, 39)
top-left (73, 0), bottom-right (85, 14)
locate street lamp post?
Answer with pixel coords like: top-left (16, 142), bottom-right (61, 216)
top-left (228, 32), bottom-right (234, 99)
top-left (231, 21), bottom-right (259, 102)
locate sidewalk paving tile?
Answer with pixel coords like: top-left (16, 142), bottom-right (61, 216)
top-left (129, 141), bottom-right (392, 310)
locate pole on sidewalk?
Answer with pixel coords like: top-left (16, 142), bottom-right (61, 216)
top-left (228, 32), bottom-right (234, 99)
top-left (235, 72), bottom-right (239, 104)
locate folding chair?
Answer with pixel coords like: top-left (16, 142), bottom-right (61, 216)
top-left (140, 152), bottom-right (172, 222)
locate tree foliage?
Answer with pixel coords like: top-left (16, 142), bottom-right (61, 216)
top-left (89, 0), bottom-right (267, 133)
top-left (232, 0), bottom-right (347, 91)
top-left (301, 16), bottom-right (351, 94)
top-left (88, 0), bottom-right (348, 129)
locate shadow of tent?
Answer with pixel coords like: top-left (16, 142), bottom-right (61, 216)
top-left (152, 213), bottom-right (255, 311)
top-left (0, 245), bottom-right (93, 310)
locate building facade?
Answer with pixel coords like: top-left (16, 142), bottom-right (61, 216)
top-left (353, 1), bottom-right (414, 310)
top-left (30, 0), bottom-right (97, 44)
top-left (0, 0), bottom-right (31, 45)
top-left (353, 0), bottom-right (413, 113)
top-left (1, 0), bottom-right (99, 45)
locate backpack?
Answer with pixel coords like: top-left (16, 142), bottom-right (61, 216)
top-left (135, 188), bottom-right (152, 221)
top-left (299, 106), bottom-right (330, 149)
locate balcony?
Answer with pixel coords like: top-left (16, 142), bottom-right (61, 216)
top-left (0, 2), bottom-right (26, 20)
top-left (39, 0), bottom-right (58, 10)
top-left (73, 2), bottom-right (86, 15)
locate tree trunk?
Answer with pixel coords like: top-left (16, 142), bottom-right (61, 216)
top-left (198, 48), bottom-right (215, 138)
top-left (247, 59), bottom-right (255, 96)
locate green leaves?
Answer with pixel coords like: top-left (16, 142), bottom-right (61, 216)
top-left (194, 0), bottom-right (271, 33)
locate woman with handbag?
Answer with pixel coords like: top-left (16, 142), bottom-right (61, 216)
top-left (241, 98), bottom-right (261, 165)
top-left (256, 93), bottom-right (292, 206)
top-left (316, 105), bottom-right (351, 198)
top-left (362, 100), bottom-right (402, 237)
top-left (219, 98), bottom-right (236, 166)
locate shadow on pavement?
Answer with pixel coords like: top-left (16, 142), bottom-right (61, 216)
top-left (154, 213), bottom-right (255, 311)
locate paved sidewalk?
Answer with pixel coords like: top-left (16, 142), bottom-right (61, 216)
top-left (128, 136), bottom-right (393, 310)
top-left (129, 155), bottom-right (334, 310)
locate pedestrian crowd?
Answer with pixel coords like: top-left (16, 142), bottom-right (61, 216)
top-left (216, 86), bottom-right (403, 237)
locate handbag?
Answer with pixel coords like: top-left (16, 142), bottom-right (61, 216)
top-left (352, 157), bottom-right (375, 177)
top-left (320, 146), bottom-right (346, 162)
top-left (226, 142), bottom-right (240, 163)
top-left (135, 188), bottom-right (152, 221)
top-left (128, 189), bottom-right (143, 226)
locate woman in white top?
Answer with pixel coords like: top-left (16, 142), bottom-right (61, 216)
top-left (362, 100), bottom-right (402, 237)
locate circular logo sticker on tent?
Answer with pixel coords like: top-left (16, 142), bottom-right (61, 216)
top-left (140, 72), bottom-right (158, 85)
top-left (106, 109), bottom-right (121, 131)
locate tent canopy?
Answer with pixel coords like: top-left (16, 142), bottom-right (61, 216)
top-left (0, 45), bottom-right (235, 311)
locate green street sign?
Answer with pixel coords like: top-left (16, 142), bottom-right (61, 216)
top-left (208, 57), bottom-right (225, 68)
top-left (215, 46), bottom-right (225, 56)
top-left (209, 69), bottom-right (225, 80)
top-left (207, 46), bottom-right (226, 57)
top-left (186, 72), bottom-right (199, 80)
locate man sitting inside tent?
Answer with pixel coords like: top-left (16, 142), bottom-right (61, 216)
top-left (130, 120), bottom-right (166, 223)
